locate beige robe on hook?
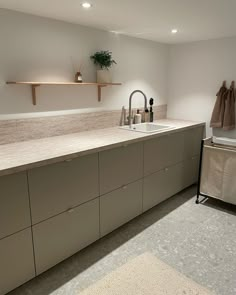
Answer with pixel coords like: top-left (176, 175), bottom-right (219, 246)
top-left (210, 84), bottom-right (227, 128)
top-left (223, 83), bottom-right (235, 130)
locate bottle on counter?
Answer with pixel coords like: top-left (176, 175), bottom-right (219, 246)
top-left (149, 98), bottom-right (154, 122)
top-left (134, 109), bottom-right (142, 124)
top-left (144, 108), bottom-right (149, 122)
top-left (141, 110), bottom-right (145, 123)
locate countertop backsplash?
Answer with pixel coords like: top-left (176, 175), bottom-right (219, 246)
top-left (0, 105), bottom-right (167, 145)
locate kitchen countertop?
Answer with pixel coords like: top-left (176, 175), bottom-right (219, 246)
top-left (0, 119), bottom-right (205, 177)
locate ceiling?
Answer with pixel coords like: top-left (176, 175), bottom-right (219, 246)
top-left (1, 0), bottom-right (236, 44)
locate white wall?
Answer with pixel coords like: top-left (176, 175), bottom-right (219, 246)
top-left (0, 9), bottom-right (169, 117)
top-left (1, 8), bottom-right (236, 138)
top-left (167, 37), bottom-right (236, 138)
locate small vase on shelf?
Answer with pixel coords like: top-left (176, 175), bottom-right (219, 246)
top-left (75, 72), bottom-right (83, 83)
top-left (97, 69), bottom-right (112, 83)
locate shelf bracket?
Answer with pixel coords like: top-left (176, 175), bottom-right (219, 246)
top-left (31, 84), bottom-right (40, 105)
top-left (6, 81), bottom-right (121, 104)
top-left (97, 85), bottom-right (107, 102)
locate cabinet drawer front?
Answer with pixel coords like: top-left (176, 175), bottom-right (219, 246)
top-left (0, 229), bottom-right (35, 295)
top-left (29, 153), bottom-right (99, 224)
top-left (184, 126), bottom-right (204, 159)
top-left (183, 156), bottom-right (200, 189)
top-left (144, 132), bottom-right (184, 176)
top-left (0, 172), bottom-right (31, 240)
top-left (143, 163), bottom-right (184, 212)
top-left (33, 198), bottom-right (99, 275)
top-left (99, 142), bottom-right (143, 195)
top-left (100, 180), bottom-right (143, 237)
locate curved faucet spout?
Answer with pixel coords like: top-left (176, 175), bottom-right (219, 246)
top-left (128, 90), bottom-right (148, 127)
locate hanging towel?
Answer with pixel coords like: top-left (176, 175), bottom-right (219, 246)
top-left (210, 81), bottom-right (228, 128)
top-left (223, 81), bottom-right (235, 130)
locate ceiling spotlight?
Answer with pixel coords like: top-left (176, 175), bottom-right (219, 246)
top-left (81, 2), bottom-right (92, 8)
top-left (171, 29), bottom-right (178, 34)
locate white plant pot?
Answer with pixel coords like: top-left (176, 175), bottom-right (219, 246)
top-left (97, 69), bottom-right (112, 83)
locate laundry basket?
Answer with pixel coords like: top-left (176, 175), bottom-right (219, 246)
top-left (197, 138), bottom-right (236, 205)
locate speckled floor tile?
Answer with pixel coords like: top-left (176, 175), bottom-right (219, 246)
top-left (9, 185), bottom-right (236, 295)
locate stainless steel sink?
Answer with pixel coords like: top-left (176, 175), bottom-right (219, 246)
top-left (120, 123), bottom-right (174, 133)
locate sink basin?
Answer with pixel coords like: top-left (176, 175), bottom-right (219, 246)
top-left (120, 123), bottom-right (174, 133)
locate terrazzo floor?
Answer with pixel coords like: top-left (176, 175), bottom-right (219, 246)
top-left (9, 185), bottom-right (236, 295)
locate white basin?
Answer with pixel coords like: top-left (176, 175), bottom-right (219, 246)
top-left (120, 123), bottom-right (174, 133)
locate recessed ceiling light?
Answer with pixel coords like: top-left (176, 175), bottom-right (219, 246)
top-left (171, 29), bottom-right (178, 34)
top-left (81, 2), bottom-right (92, 8)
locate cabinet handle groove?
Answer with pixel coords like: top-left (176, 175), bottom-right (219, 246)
top-left (67, 208), bottom-right (74, 213)
top-left (65, 159), bottom-right (73, 162)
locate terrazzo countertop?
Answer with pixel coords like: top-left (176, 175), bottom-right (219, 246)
top-left (0, 119), bottom-right (205, 176)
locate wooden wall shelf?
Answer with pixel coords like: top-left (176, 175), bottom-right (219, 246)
top-left (6, 81), bottom-right (122, 105)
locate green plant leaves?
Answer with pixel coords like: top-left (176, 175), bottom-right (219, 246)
top-left (90, 50), bottom-right (117, 70)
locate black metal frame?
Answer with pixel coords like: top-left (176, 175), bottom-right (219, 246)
top-left (196, 138), bottom-right (213, 204)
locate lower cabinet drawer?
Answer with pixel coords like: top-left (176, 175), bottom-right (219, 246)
top-left (28, 153), bottom-right (99, 224)
top-left (0, 172), bottom-right (31, 240)
top-left (183, 156), bottom-right (200, 188)
top-left (143, 163), bottom-right (183, 212)
top-left (0, 228), bottom-right (35, 295)
top-left (100, 180), bottom-right (143, 237)
top-left (33, 199), bottom-right (99, 275)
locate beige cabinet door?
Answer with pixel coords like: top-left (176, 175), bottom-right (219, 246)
top-left (144, 132), bottom-right (184, 176)
top-left (100, 180), bottom-right (143, 237)
top-left (183, 156), bottom-right (200, 188)
top-left (183, 126), bottom-right (203, 159)
top-left (143, 163), bottom-right (183, 212)
top-left (0, 172), bottom-right (31, 240)
top-left (33, 198), bottom-right (99, 275)
top-left (28, 153), bottom-right (99, 224)
top-left (0, 228), bottom-right (35, 295)
top-left (99, 142), bottom-right (143, 195)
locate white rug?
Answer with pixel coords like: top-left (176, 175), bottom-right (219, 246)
top-left (79, 253), bottom-right (216, 295)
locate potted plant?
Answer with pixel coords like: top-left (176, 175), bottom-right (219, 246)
top-left (90, 50), bottom-right (117, 83)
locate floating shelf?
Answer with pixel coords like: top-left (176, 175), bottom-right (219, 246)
top-left (6, 81), bottom-right (122, 105)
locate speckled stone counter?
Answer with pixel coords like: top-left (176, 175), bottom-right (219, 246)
top-left (0, 119), bottom-right (205, 177)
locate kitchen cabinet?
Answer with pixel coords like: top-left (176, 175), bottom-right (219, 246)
top-left (100, 179), bottom-right (143, 236)
top-left (183, 126), bottom-right (203, 159)
top-left (33, 198), bottom-right (99, 274)
top-left (99, 142), bottom-right (143, 195)
top-left (143, 163), bottom-right (183, 211)
top-left (144, 132), bottom-right (184, 176)
top-left (28, 153), bottom-right (99, 224)
top-left (0, 229), bottom-right (35, 295)
top-left (0, 172), bottom-right (31, 240)
top-left (183, 156), bottom-right (200, 188)
top-left (144, 127), bottom-right (203, 177)
top-left (0, 123), bottom-right (204, 295)
top-left (143, 126), bottom-right (203, 211)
